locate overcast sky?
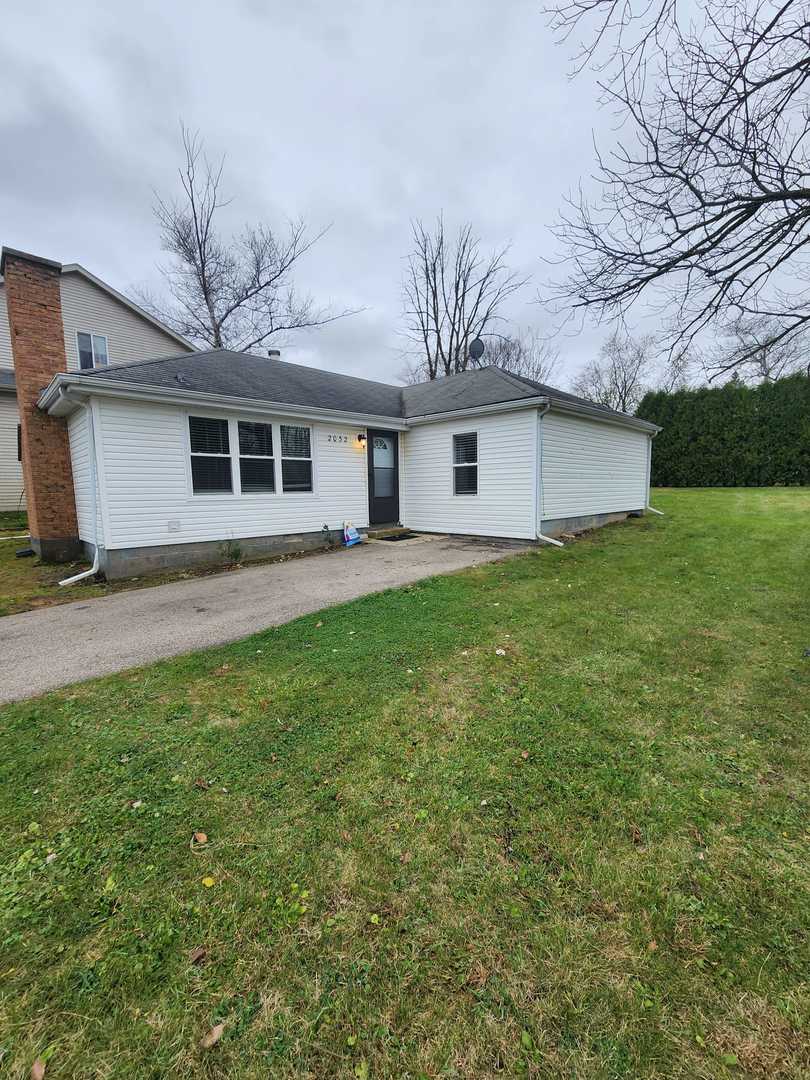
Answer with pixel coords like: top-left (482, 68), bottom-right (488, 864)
top-left (1, 0), bottom-right (617, 387)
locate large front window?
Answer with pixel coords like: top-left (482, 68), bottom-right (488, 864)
top-left (187, 417), bottom-right (314, 496)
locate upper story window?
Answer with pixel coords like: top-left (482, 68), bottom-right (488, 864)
top-left (189, 416), bottom-right (232, 494)
top-left (77, 332), bottom-right (109, 370)
top-left (453, 432), bottom-right (478, 495)
top-left (281, 424), bottom-right (313, 492)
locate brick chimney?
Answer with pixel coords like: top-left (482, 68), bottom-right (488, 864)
top-left (1, 247), bottom-right (80, 561)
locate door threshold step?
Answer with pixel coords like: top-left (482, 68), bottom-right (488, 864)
top-left (373, 531), bottom-right (420, 542)
top-left (367, 526), bottom-right (411, 540)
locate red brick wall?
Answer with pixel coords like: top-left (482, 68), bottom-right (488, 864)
top-left (4, 253), bottom-right (79, 552)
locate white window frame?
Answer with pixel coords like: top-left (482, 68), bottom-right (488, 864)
top-left (76, 331), bottom-right (109, 370)
top-left (237, 419), bottom-right (276, 497)
top-left (280, 423), bottom-right (314, 494)
top-left (183, 414), bottom-right (318, 499)
top-left (188, 415), bottom-right (234, 497)
top-left (452, 430), bottom-right (479, 497)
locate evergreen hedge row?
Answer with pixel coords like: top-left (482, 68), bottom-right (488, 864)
top-left (636, 373), bottom-right (810, 486)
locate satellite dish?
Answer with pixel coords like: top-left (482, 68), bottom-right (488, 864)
top-left (469, 338), bottom-right (485, 361)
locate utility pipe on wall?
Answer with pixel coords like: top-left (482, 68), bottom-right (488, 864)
top-left (535, 403), bottom-right (565, 547)
top-left (59, 402), bottom-right (101, 587)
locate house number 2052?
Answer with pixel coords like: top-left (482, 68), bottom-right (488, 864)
top-left (327, 433), bottom-right (349, 444)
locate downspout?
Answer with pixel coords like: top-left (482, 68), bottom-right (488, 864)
top-left (59, 401), bottom-right (101, 586)
top-left (646, 430), bottom-right (665, 515)
top-left (535, 403), bottom-right (565, 548)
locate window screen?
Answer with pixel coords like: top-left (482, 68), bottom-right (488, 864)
top-left (453, 432), bottom-right (478, 495)
top-left (238, 421), bottom-right (275, 493)
top-left (281, 424), bottom-right (313, 491)
top-left (189, 416), bottom-right (232, 493)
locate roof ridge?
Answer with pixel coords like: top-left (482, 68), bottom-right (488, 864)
top-left (488, 366), bottom-right (550, 395)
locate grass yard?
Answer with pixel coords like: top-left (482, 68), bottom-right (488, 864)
top-left (1, 489), bottom-right (809, 1078)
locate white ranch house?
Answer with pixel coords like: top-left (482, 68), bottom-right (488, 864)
top-left (3, 247), bottom-right (659, 579)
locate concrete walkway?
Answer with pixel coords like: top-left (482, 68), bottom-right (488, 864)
top-left (0, 535), bottom-right (530, 704)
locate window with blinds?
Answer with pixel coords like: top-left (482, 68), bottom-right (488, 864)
top-left (189, 416), bottom-right (232, 493)
top-left (280, 424), bottom-right (313, 492)
top-left (238, 421), bottom-right (275, 493)
top-left (453, 431), bottom-right (478, 495)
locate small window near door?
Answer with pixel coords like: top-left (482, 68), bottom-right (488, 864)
top-left (453, 432), bottom-right (478, 495)
top-left (238, 420), bottom-right (275, 493)
top-left (281, 424), bottom-right (313, 492)
top-left (77, 332), bottom-right (109, 370)
top-left (189, 416), bottom-right (232, 493)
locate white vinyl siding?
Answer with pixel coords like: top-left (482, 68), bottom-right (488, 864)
top-left (59, 274), bottom-right (187, 370)
top-left (400, 409), bottom-right (537, 539)
top-left (0, 394), bottom-right (24, 511)
top-left (67, 407), bottom-right (102, 544)
top-left (540, 410), bottom-right (649, 520)
top-left (0, 273), bottom-right (190, 374)
top-left (94, 398), bottom-right (369, 549)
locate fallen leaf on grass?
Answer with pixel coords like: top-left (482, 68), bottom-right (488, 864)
top-left (199, 1023), bottom-right (224, 1049)
top-left (521, 750), bottom-right (530, 760)
top-left (194, 778), bottom-right (210, 790)
top-left (188, 946), bottom-right (207, 965)
top-left (31, 1061), bottom-right (46, 1080)
top-left (400, 851), bottom-right (413, 864)
top-left (192, 831), bottom-right (208, 845)
top-left (201, 876), bottom-right (216, 888)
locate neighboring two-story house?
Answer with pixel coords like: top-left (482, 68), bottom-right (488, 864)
top-left (0, 257), bottom-right (193, 510)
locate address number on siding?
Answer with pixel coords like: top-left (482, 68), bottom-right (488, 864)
top-left (326, 433), bottom-right (350, 444)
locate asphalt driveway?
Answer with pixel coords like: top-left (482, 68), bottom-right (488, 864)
top-left (0, 534), bottom-right (530, 704)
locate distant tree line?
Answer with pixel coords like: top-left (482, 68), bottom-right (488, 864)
top-left (637, 374), bottom-right (810, 487)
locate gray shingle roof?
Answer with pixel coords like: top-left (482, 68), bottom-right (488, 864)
top-left (73, 348), bottom-right (651, 428)
top-left (79, 349), bottom-right (404, 417)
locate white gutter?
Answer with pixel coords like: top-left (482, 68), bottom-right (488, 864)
top-left (535, 403), bottom-right (565, 547)
top-left (59, 402), bottom-right (100, 587)
top-left (549, 397), bottom-right (660, 434)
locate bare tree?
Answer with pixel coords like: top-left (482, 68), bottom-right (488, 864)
top-left (546, 0), bottom-right (810, 374)
top-left (142, 126), bottom-right (353, 351)
top-left (572, 331), bottom-right (654, 411)
top-left (657, 347), bottom-right (695, 392)
top-left (403, 217), bottom-right (528, 380)
top-left (709, 313), bottom-right (808, 382)
top-left (478, 328), bottom-right (560, 384)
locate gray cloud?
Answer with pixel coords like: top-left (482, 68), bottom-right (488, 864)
top-left (0, 0), bottom-right (613, 385)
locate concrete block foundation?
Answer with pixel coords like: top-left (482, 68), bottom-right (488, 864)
top-left (539, 509), bottom-right (641, 538)
top-left (97, 528), bottom-right (346, 580)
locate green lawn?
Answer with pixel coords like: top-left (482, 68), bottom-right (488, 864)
top-left (1, 489), bottom-right (809, 1079)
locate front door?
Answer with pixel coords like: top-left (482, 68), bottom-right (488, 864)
top-left (367, 430), bottom-right (399, 524)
